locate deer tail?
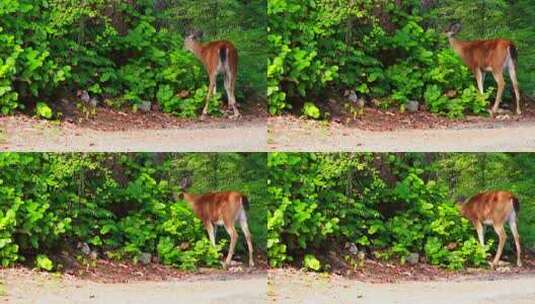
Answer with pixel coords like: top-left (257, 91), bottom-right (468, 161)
top-left (512, 196), bottom-right (520, 214)
top-left (241, 195), bottom-right (249, 211)
top-left (219, 46), bottom-right (227, 66)
top-left (510, 44), bottom-right (518, 63)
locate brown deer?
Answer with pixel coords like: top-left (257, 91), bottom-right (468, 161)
top-left (457, 190), bottom-right (521, 268)
top-left (183, 30), bottom-right (240, 119)
top-left (444, 22), bottom-right (521, 116)
top-left (177, 177), bottom-right (254, 268)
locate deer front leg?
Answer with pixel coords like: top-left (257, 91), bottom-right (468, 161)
top-left (201, 74), bottom-right (217, 120)
top-left (491, 224), bottom-right (507, 268)
top-left (223, 224), bottom-right (238, 268)
top-left (205, 222), bottom-right (216, 246)
top-left (475, 69), bottom-right (485, 94)
top-left (475, 221), bottom-right (485, 246)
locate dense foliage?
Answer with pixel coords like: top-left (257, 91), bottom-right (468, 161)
top-left (268, 0), bottom-right (534, 118)
top-left (0, 153), bottom-right (267, 271)
top-left (267, 153), bottom-right (535, 270)
top-left (0, 0), bottom-right (266, 117)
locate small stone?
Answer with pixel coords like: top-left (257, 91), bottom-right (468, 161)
top-left (371, 98), bottom-right (380, 107)
top-left (496, 266), bottom-right (511, 273)
top-left (78, 90), bottom-right (91, 103)
top-left (79, 242), bottom-right (91, 255)
top-left (139, 252), bottom-right (152, 265)
top-left (349, 243), bottom-right (359, 255)
top-left (406, 100), bottom-right (419, 113)
top-left (89, 98), bottom-right (99, 107)
top-left (348, 91), bottom-right (358, 103)
top-left (406, 252), bottom-right (420, 265)
top-left (138, 101), bottom-right (152, 113)
top-left (179, 242), bottom-right (190, 250)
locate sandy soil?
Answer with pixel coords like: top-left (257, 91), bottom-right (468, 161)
top-left (1, 116), bottom-right (266, 152)
top-left (268, 116), bottom-right (535, 152)
top-left (1, 268), bottom-right (266, 304)
top-left (267, 269), bottom-right (535, 304)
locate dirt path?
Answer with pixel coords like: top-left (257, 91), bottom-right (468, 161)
top-left (1, 268), bottom-right (266, 304)
top-left (268, 117), bottom-right (535, 152)
top-left (268, 270), bottom-right (535, 304)
top-left (1, 116), bottom-right (266, 152)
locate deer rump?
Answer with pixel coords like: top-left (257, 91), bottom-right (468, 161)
top-left (462, 191), bottom-right (519, 224)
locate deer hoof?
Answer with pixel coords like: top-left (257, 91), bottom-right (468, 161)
top-left (230, 113), bottom-right (241, 120)
top-left (200, 113), bottom-right (208, 121)
top-left (516, 110), bottom-right (522, 116)
top-left (517, 261), bottom-right (523, 268)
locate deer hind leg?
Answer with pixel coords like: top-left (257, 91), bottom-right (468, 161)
top-left (239, 208), bottom-right (254, 267)
top-left (223, 223), bottom-right (238, 268)
top-left (508, 211), bottom-right (522, 267)
top-left (202, 74), bottom-right (217, 120)
top-left (491, 224), bottom-right (507, 268)
top-left (507, 55), bottom-right (521, 115)
top-left (491, 71), bottom-right (505, 115)
top-left (224, 69), bottom-right (240, 119)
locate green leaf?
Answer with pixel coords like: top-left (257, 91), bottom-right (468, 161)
top-left (35, 254), bottom-right (53, 271)
top-left (303, 254), bottom-right (321, 271)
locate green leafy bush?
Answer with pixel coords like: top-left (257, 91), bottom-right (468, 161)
top-left (0, 153), bottom-right (267, 271)
top-left (267, 153), bottom-right (495, 270)
top-left (268, 0), bottom-right (530, 118)
top-left (0, 0), bottom-right (265, 117)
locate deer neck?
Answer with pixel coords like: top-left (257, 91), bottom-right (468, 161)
top-left (188, 41), bottom-right (206, 63)
top-left (183, 193), bottom-right (199, 209)
top-left (448, 36), bottom-right (467, 61)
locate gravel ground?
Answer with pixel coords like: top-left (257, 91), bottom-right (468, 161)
top-left (1, 116), bottom-right (266, 152)
top-left (268, 117), bottom-right (535, 152)
top-left (268, 269), bottom-right (535, 304)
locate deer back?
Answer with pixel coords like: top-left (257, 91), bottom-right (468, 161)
top-left (455, 39), bottom-right (514, 71)
top-left (189, 191), bottom-right (244, 224)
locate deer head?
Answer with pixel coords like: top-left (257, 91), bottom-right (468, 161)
top-left (444, 22), bottom-right (462, 38)
top-left (174, 175), bottom-right (193, 201)
top-left (183, 29), bottom-right (204, 52)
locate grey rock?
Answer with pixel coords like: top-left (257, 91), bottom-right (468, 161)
top-left (349, 243), bottom-right (359, 255)
top-left (79, 242), bottom-right (91, 255)
top-left (139, 252), bottom-right (152, 265)
top-left (348, 91), bottom-right (359, 103)
top-left (139, 101), bottom-right (152, 113)
top-left (78, 90), bottom-right (91, 103)
top-left (406, 100), bottom-right (419, 113)
top-left (89, 97), bottom-right (99, 107)
top-left (406, 252), bottom-right (420, 265)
